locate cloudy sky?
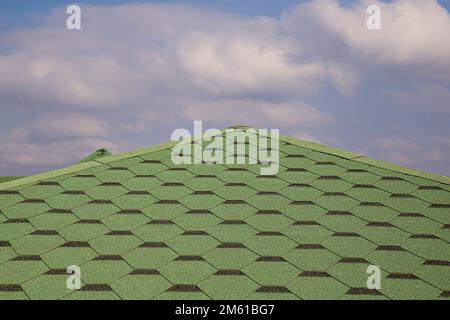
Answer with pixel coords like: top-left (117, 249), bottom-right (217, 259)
top-left (0, 0), bottom-right (449, 176)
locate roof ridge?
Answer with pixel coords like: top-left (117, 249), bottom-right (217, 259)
top-left (0, 130), bottom-right (448, 190)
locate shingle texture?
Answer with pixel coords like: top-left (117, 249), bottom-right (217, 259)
top-left (0, 129), bottom-right (449, 300)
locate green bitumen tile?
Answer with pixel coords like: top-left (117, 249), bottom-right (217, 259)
top-left (216, 170), bottom-right (257, 184)
top-left (243, 261), bottom-right (300, 286)
top-left (111, 274), bottom-right (171, 300)
top-left (214, 186), bottom-right (257, 201)
top-left (390, 216), bottom-right (442, 234)
top-left (246, 292), bottom-right (299, 300)
top-left (166, 234), bottom-right (219, 256)
top-left (247, 177), bottom-right (288, 192)
top-left (281, 144), bottom-right (313, 156)
top-left (0, 291), bottom-right (29, 300)
top-left (0, 221), bottom-right (35, 241)
top-left (121, 176), bottom-right (161, 191)
top-left (132, 222), bottom-right (183, 242)
top-left (382, 196), bottom-right (430, 212)
top-left (287, 276), bottom-right (349, 300)
top-left (199, 275), bottom-right (259, 300)
top-left (41, 246), bottom-right (98, 269)
top-left (2, 131), bottom-right (450, 300)
top-left (366, 250), bottom-right (425, 274)
top-left (305, 151), bottom-right (342, 163)
top-left (414, 264), bottom-right (450, 291)
top-left (421, 206), bottom-right (450, 224)
top-left (107, 156), bottom-right (142, 168)
top-left (357, 225), bottom-right (410, 246)
top-left (22, 274), bottom-right (73, 300)
top-left (19, 184), bottom-right (64, 199)
top-left (283, 224), bottom-right (333, 243)
top-left (11, 234), bottom-right (65, 256)
top-left (89, 234), bottom-right (142, 255)
top-left (112, 193), bottom-right (157, 209)
top-left (246, 193), bottom-right (290, 210)
top-left (314, 194), bottom-right (360, 211)
top-left (341, 293), bottom-right (389, 300)
top-left (412, 188), bottom-right (450, 204)
top-left (308, 164), bottom-right (347, 176)
top-left (277, 170), bottom-right (319, 184)
top-left (75, 164), bottom-right (110, 176)
top-left (72, 202), bottom-right (119, 220)
top-left (0, 260), bottom-right (49, 284)
top-left (374, 179), bottom-right (418, 194)
top-left (29, 212), bottom-right (78, 230)
top-left (210, 203), bottom-right (257, 220)
top-left (208, 223), bottom-right (258, 243)
top-left (85, 185), bottom-right (129, 200)
top-left (59, 176), bottom-right (101, 191)
top-left (123, 247), bottom-right (177, 269)
top-left (94, 168), bottom-right (134, 183)
top-left (142, 202), bottom-right (187, 220)
top-left (2, 201), bottom-right (50, 219)
top-left (58, 223), bottom-right (109, 241)
top-left (63, 290), bottom-right (120, 300)
top-left (402, 238), bottom-right (450, 261)
top-left (279, 203), bottom-right (327, 221)
top-left (140, 149), bottom-right (172, 161)
top-left (328, 261), bottom-right (388, 288)
top-left (339, 171), bottom-right (382, 185)
top-left (184, 176), bottom-right (225, 191)
top-left (365, 167), bottom-right (404, 178)
top-left (316, 214), bottom-right (367, 233)
top-left (283, 247), bottom-right (340, 271)
top-left (435, 227), bottom-right (450, 242)
top-left (173, 213), bottom-right (221, 231)
top-left (280, 157), bottom-right (315, 169)
top-left (381, 278), bottom-right (441, 300)
top-left (202, 247), bottom-right (258, 270)
top-left (245, 213), bottom-right (294, 232)
top-left (345, 187), bottom-right (391, 203)
top-left (185, 164), bottom-right (227, 176)
top-left (310, 178), bottom-right (353, 193)
top-left (0, 192), bottom-right (24, 209)
top-left (81, 259), bottom-right (132, 284)
top-left (244, 234), bottom-right (297, 256)
top-left (334, 159), bottom-right (369, 170)
top-left (46, 193), bottom-right (91, 210)
top-left (156, 169), bottom-right (195, 183)
top-left (101, 213), bottom-right (149, 231)
top-left (155, 291), bottom-right (211, 300)
top-left (128, 162), bottom-right (167, 176)
top-left (0, 247), bottom-right (16, 264)
top-left (321, 235), bottom-right (376, 258)
top-left (180, 193), bottom-right (223, 210)
top-left (159, 260), bottom-right (216, 284)
top-left (278, 185), bottom-right (323, 201)
top-left (350, 205), bottom-right (399, 222)
top-left (150, 185), bottom-right (192, 200)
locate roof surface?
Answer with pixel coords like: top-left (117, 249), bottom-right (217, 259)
top-left (0, 129), bottom-right (449, 300)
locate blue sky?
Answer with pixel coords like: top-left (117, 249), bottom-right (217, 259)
top-left (0, 0), bottom-right (450, 176)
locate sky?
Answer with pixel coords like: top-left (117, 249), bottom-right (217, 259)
top-left (0, 0), bottom-right (449, 176)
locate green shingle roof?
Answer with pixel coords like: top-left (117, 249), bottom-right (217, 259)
top-left (0, 129), bottom-right (449, 300)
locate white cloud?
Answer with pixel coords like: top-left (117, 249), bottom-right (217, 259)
top-left (0, 114), bottom-right (117, 166)
top-left (183, 99), bottom-right (332, 128)
top-left (289, 0), bottom-right (450, 66)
